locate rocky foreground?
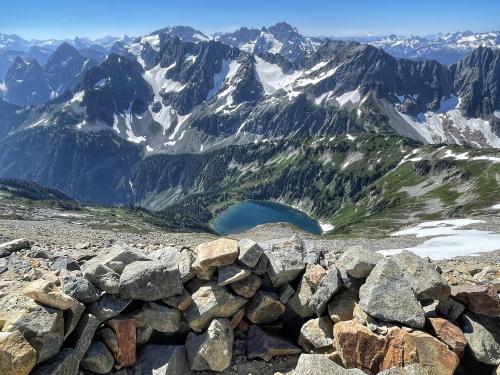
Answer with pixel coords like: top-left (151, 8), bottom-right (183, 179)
top-left (0, 235), bottom-right (499, 375)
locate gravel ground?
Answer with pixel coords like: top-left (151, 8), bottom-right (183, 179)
top-left (1, 213), bottom-right (499, 257)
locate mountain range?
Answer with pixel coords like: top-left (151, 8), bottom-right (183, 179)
top-left (0, 22), bottom-right (499, 231)
top-left (1, 23), bottom-right (499, 78)
top-left (353, 31), bottom-right (500, 64)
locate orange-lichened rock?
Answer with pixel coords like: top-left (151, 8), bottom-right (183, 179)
top-left (108, 318), bottom-right (136, 368)
top-left (334, 319), bottom-right (460, 375)
top-left (333, 320), bottom-right (387, 374)
top-left (381, 327), bottom-right (459, 375)
top-left (427, 317), bottom-right (467, 358)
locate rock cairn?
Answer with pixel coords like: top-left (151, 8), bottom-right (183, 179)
top-left (0, 236), bottom-right (499, 374)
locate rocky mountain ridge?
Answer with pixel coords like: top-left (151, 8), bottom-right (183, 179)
top-left (363, 31), bottom-right (500, 64)
top-left (2, 42), bottom-right (96, 106)
top-left (1, 36), bottom-right (499, 154)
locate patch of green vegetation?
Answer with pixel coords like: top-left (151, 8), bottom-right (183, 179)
top-left (427, 186), bottom-right (460, 206)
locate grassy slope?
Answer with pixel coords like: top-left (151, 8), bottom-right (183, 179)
top-left (141, 134), bottom-right (497, 236)
top-left (328, 145), bottom-right (500, 237)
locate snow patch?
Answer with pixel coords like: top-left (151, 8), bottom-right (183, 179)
top-left (336, 89), bottom-right (361, 107)
top-left (213, 60), bottom-right (242, 112)
top-left (319, 223), bottom-right (334, 233)
top-left (254, 57), bottom-right (340, 96)
top-left (441, 149), bottom-right (469, 160)
top-left (94, 78), bottom-right (110, 89)
top-left (346, 134), bottom-right (356, 141)
top-left (140, 35), bottom-right (160, 51)
top-left (378, 219), bottom-right (500, 260)
top-left (207, 59), bottom-right (231, 100)
top-left (124, 106), bottom-right (146, 144)
top-left (168, 113), bottom-right (190, 140)
top-left (143, 63), bottom-right (181, 97)
top-left (398, 96), bottom-right (500, 147)
top-left (254, 57), bottom-right (300, 94)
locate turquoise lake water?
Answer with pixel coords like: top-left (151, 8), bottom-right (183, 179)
top-left (213, 200), bottom-right (322, 235)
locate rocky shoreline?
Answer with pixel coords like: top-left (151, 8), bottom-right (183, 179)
top-left (0, 232), bottom-right (499, 375)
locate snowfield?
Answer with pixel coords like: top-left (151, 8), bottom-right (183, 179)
top-left (379, 219), bottom-right (500, 259)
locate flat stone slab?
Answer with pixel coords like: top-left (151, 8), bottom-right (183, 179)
top-left (359, 258), bottom-right (425, 328)
top-left (119, 260), bottom-right (182, 301)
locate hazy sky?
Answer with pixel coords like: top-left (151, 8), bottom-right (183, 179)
top-left (1, 0), bottom-right (499, 39)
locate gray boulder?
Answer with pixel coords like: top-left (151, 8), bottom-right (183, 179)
top-left (288, 275), bottom-right (316, 318)
top-left (266, 237), bottom-right (306, 286)
top-left (162, 288), bottom-right (192, 311)
top-left (136, 325), bottom-right (154, 346)
top-left (246, 325), bottom-right (301, 361)
top-left (133, 302), bottom-right (187, 335)
top-left (337, 246), bottom-right (382, 278)
top-left (96, 327), bottom-right (118, 354)
top-left (1, 295), bottom-right (64, 364)
top-left (132, 345), bottom-right (192, 374)
top-left (460, 312), bottom-right (500, 365)
top-left (150, 246), bottom-right (195, 282)
top-left (238, 239), bottom-right (264, 268)
top-left (309, 267), bottom-right (343, 315)
top-left (63, 301), bottom-right (85, 339)
top-left (30, 348), bottom-right (79, 375)
top-left (186, 318), bottom-right (233, 372)
top-left (119, 260), bottom-right (182, 301)
top-left (359, 258), bottom-right (425, 328)
top-left (184, 282), bottom-right (247, 332)
top-left (65, 313), bottom-right (99, 361)
top-left (436, 298), bottom-right (465, 321)
top-left (245, 291), bottom-right (285, 324)
top-left (0, 238), bottom-right (30, 257)
top-left (299, 316), bottom-right (334, 350)
top-left (81, 340), bottom-right (114, 374)
top-left (392, 250), bottom-right (450, 301)
top-left (50, 256), bottom-right (80, 272)
top-left (252, 252), bottom-right (269, 276)
top-left (6, 254), bottom-right (31, 274)
top-left (230, 274), bottom-right (262, 298)
top-left (87, 294), bottom-right (131, 323)
top-left (149, 245), bottom-right (179, 263)
top-left (328, 289), bottom-right (358, 323)
top-left (294, 354), bottom-right (365, 374)
top-left (218, 263), bottom-right (251, 285)
top-left (338, 267), bottom-right (364, 292)
top-left (62, 274), bottom-right (101, 304)
top-left (82, 263), bottom-right (120, 294)
top-left (99, 243), bottom-right (152, 273)
top-left (279, 283), bottom-right (295, 304)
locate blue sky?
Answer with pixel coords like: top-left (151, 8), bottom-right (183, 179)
top-left (1, 0), bottom-right (499, 39)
